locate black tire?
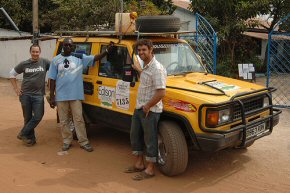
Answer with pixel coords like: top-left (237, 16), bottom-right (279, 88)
top-left (136, 16), bottom-right (181, 33)
top-left (158, 121), bottom-right (188, 176)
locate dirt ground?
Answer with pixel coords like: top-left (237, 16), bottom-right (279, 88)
top-left (0, 77), bottom-right (290, 193)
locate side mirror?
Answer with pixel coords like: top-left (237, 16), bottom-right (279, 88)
top-left (122, 64), bottom-right (134, 82)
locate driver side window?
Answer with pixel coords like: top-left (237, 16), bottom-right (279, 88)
top-left (98, 45), bottom-right (130, 79)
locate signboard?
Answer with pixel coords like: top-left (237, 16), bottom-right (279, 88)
top-left (116, 80), bottom-right (130, 110)
top-left (98, 86), bottom-right (115, 108)
top-left (238, 63), bottom-right (256, 81)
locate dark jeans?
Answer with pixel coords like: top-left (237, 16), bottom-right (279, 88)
top-left (19, 94), bottom-right (44, 141)
top-left (130, 109), bottom-right (160, 163)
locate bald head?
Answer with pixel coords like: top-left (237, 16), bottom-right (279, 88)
top-left (62, 37), bottom-right (74, 56)
top-left (63, 37), bottom-right (73, 44)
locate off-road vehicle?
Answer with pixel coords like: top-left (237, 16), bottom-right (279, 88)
top-left (53, 15), bottom-right (281, 176)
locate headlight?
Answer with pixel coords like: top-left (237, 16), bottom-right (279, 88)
top-left (206, 108), bottom-right (232, 127)
top-left (263, 97), bottom-right (270, 107)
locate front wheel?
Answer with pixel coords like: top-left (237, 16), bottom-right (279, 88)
top-left (158, 121), bottom-right (188, 176)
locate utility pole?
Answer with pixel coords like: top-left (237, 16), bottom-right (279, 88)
top-left (120, 0), bottom-right (123, 13)
top-left (32, 0), bottom-right (39, 44)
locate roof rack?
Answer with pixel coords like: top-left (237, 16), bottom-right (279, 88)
top-left (53, 30), bottom-right (195, 37)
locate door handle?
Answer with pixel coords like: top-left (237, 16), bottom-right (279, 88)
top-left (96, 80), bottom-right (102, 84)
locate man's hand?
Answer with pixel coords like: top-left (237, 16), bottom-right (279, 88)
top-left (49, 95), bottom-right (56, 109)
top-left (107, 41), bottom-right (115, 53)
top-left (142, 104), bottom-right (150, 118)
top-left (15, 88), bottom-right (22, 96)
top-left (132, 56), bottom-right (142, 74)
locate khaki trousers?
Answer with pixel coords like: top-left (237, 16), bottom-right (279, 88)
top-left (57, 100), bottom-right (89, 146)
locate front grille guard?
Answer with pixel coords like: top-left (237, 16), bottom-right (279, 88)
top-left (198, 87), bottom-right (282, 146)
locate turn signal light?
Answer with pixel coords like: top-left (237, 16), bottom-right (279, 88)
top-left (207, 111), bottom-right (219, 127)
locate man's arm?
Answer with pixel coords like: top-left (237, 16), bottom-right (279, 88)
top-left (10, 78), bottom-right (22, 96)
top-left (9, 69), bottom-right (22, 96)
top-left (93, 42), bottom-right (114, 62)
top-left (49, 79), bottom-right (56, 108)
top-left (132, 56), bottom-right (143, 74)
top-left (142, 89), bottom-right (166, 117)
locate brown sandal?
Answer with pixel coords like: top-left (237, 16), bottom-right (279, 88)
top-left (132, 171), bottom-right (155, 181)
top-left (124, 166), bottom-right (145, 173)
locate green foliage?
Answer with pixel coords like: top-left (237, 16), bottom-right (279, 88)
top-left (189, 0), bottom-right (289, 77)
top-left (216, 56), bottom-right (237, 78)
top-left (151, 0), bottom-right (176, 15)
top-left (0, 0), bottom-right (32, 32)
top-left (42, 0), bottom-right (121, 31)
top-left (124, 0), bottom-right (162, 16)
top-left (0, 0), bottom-right (166, 32)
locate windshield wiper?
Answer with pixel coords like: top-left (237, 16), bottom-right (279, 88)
top-left (173, 71), bottom-right (194, 76)
top-left (198, 80), bottom-right (228, 96)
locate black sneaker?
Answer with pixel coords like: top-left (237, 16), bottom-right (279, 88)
top-left (17, 132), bottom-right (23, 140)
top-left (25, 140), bottom-right (37, 147)
top-left (62, 143), bottom-right (71, 151)
top-left (21, 137), bottom-right (33, 146)
top-left (80, 144), bottom-right (93, 152)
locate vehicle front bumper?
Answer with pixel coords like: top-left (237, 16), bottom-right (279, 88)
top-left (195, 108), bottom-right (281, 151)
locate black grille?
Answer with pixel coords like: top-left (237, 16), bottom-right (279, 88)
top-left (233, 97), bottom-right (264, 120)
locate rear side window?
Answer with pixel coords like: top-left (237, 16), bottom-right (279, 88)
top-left (56, 42), bottom-right (92, 74)
top-left (98, 45), bottom-right (131, 79)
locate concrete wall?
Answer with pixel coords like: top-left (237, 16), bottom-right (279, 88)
top-left (0, 39), bottom-right (56, 79)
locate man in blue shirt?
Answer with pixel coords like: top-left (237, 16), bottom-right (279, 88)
top-left (48, 37), bottom-right (112, 152)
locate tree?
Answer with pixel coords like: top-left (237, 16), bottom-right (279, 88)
top-left (151, 0), bottom-right (176, 15)
top-left (252, 0), bottom-right (290, 66)
top-left (0, 0), bottom-right (32, 32)
top-left (189, 0), bottom-right (289, 75)
top-left (1, 0), bottom-right (165, 33)
top-left (255, 0), bottom-right (290, 32)
top-left (41, 0), bottom-right (121, 31)
top-left (124, 0), bottom-right (162, 16)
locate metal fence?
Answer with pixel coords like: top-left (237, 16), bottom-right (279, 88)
top-left (267, 14), bottom-right (290, 108)
top-left (195, 13), bottom-right (218, 74)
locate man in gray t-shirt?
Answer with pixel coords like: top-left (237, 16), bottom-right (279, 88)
top-left (9, 44), bottom-right (50, 146)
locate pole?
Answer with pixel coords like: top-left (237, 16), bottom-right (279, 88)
top-left (32, 0), bottom-right (39, 44)
top-left (0, 7), bottom-right (21, 35)
top-left (120, 0), bottom-right (123, 13)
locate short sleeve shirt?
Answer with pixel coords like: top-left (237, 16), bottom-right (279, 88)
top-left (14, 58), bottom-right (50, 95)
top-left (48, 54), bottom-right (94, 101)
top-left (136, 56), bottom-right (167, 113)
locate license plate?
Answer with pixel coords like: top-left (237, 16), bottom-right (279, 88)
top-left (246, 123), bottom-right (267, 139)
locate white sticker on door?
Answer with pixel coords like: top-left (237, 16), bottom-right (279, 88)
top-left (116, 80), bottom-right (130, 110)
top-left (98, 86), bottom-right (115, 108)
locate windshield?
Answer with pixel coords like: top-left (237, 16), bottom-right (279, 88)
top-left (153, 43), bottom-right (206, 75)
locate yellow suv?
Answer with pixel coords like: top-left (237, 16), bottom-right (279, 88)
top-left (54, 32), bottom-right (281, 176)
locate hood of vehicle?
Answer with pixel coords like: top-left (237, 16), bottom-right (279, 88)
top-left (166, 72), bottom-right (265, 103)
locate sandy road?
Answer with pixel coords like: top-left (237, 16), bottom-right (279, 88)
top-left (0, 78), bottom-right (290, 193)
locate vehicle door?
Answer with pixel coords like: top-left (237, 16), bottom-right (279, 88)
top-left (96, 43), bottom-right (139, 131)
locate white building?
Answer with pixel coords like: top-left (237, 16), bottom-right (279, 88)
top-left (172, 0), bottom-right (196, 32)
top-left (0, 28), bottom-right (56, 79)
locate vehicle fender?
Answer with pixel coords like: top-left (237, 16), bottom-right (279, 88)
top-left (160, 111), bottom-right (201, 150)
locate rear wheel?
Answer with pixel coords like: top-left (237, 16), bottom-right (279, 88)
top-left (158, 121), bottom-right (188, 176)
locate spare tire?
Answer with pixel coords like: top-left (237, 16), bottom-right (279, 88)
top-left (136, 16), bottom-right (181, 33)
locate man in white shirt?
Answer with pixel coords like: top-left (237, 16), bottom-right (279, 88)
top-left (125, 39), bottom-right (167, 180)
